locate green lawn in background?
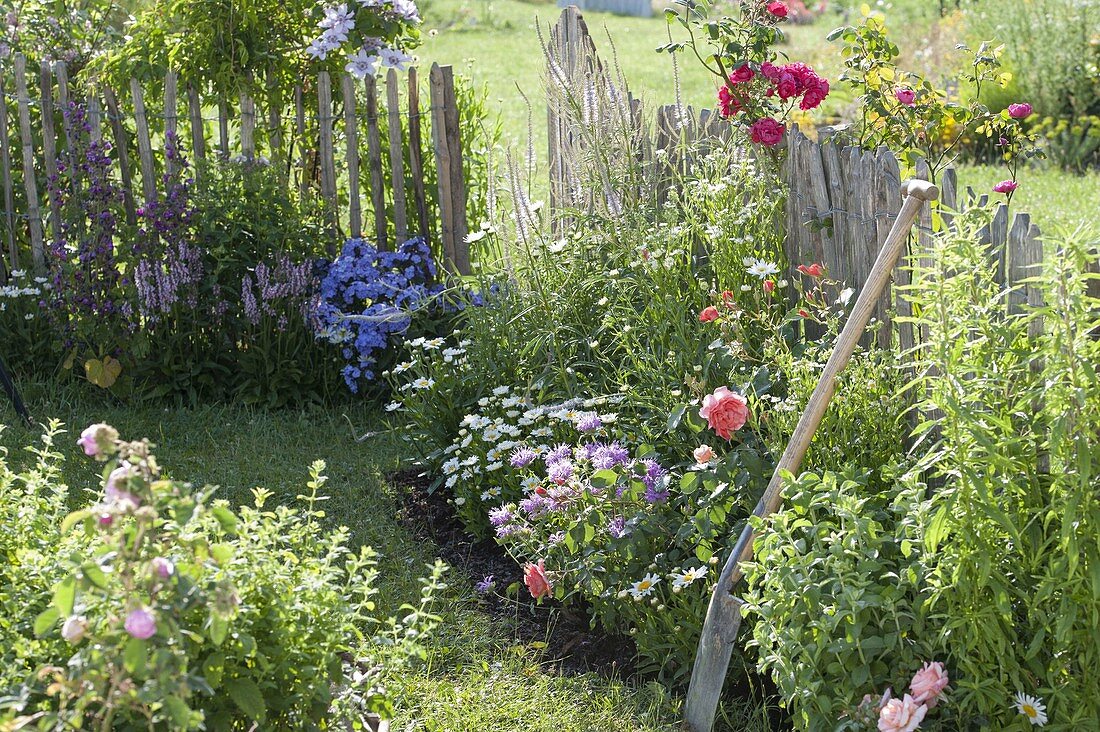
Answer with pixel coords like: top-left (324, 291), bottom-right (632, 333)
top-left (0, 385), bottom-right (771, 731)
top-left (416, 0), bottom-right (1096, 232)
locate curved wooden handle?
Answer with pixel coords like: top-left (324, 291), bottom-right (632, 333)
top-left (902, 178), bottom-right (939, 201)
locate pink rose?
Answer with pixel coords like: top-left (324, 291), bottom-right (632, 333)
top-left (766, 1), bottom-right (788, 17)
top-left (61, 615), bottom-right (88, 644)
top-left (524, 560), bottom-right (552, 600)
top-left (895, 88), bottom-right (916, 106)
top-left (760, 62), bottom-right (781, 83)
top-left (693, 445), bottom-right (715, 465)
top-left (800, 76), bottom-right (830, 110)
top-left (729, 64), bottom-right (755, 84)
top-left (124, 607), bottom-right (157, 640)
top-left (797, 262), bottom-right (825, 278)
top-left (776, 72), bottom-right (799, 100)
top-left (910, 662), bottom-right (949, 708)
top-left (105, 465), bottom-right (141, 509)
top-left (763, 279), bottom-right (776, 294)
top-left (699, 387), bottom-right (750, 440)
top-left (699, 306), bottom-right (720, 323)
top-left (993, 180), bottom-right (1018, 194)
top-left (749, 117), bottom-right (785, 146)
top-left (1007, 102), bottom-right (1032, 118)
top-left (878, 694), bottom-right (927, 732)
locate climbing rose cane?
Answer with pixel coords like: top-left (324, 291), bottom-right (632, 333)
top-left (524, 560), bottom-right (552, 599)
top-left (699, 386), bottom-right (750, 440)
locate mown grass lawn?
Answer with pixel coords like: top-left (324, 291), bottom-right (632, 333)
top-left (417, 0), bottom-right (1097, 232)
top-left (0, 382), bottom-right (774, 731)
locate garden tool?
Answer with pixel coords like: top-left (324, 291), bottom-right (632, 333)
top-left (683, 178), bottom-right (939, 732)
top-left (0, 352), bottom-right (31, 425)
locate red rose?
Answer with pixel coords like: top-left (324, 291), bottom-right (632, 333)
top-left (524, 560), bottom-right (552, 600)
top-left (776, 72), bottom-right (799, 100)
top-left (750, 117), bottom-right (785, 146)
top-left (729, 64), bottom-right (755, 84)
top-left (699, 306), bottom-right (721, 322)
top-left (699, 386), bottom-right (750, 441)
top-left (760, 62), bottom-right (782, 83)
top-left (767, 1), bottom-right (789, 17)
top-left (718, 86), bottom-right (742, 118)
top-left (720, 290), bottom-right (735, 303)
top-left (797, 262), bottom-right (825, 278)
top-left (763, 279), bottom-right (776, 294)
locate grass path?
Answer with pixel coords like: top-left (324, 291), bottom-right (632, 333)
top-left (0, 384), bottom-right (774, 731)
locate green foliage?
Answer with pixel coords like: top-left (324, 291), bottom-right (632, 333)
top-left (744, 467), bottom-right (942, 731)
top-left (828, 6), bottom-right (1038, 181)
top-left (964, 0), bottom-right (1100, 118)
top-left (907, 214), bottom-right (1100, 729)
top-left (1027, 114), bottom-right (1100, 174)
top-left (0, 1), bottom-right (129, 74)
top-left (0, 423), bottom-right (446, 729)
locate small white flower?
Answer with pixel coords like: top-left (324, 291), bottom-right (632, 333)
top-left (1014, 693), bottom-right (1047, 726)
top-left (744, 257), bottom-right (780, 279)
top-left (392, 361), bottom-right (414, 374)
top-left (837, 287), bottom-right (855, 306)
top-left (493, 385), bottom-right (510, 396)
top-left (344, 47), bottom-right (378, 79)
top-left (628, 573), bottom-right (661, 599)
top-left (670, 566), bottom-right (707, 590)
top-left (411, 377), bottom-right (434, 390)
top-left (384, 401), bottom-right (401, 412)
top-left (486, 461), bottom-right (503, 472)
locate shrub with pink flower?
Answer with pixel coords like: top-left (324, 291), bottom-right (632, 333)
top-left (699, 386), bottom-right (750, 440)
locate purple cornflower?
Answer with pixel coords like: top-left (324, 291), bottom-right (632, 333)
top-left (575, 412), bottom-right (602, 432)
top-left (608, 516), bottom-right (628, 538)
top-left (644, 484), bottom-right (670, 504)
top-left (592, 442), bottom-right (630, 470)
top-left (640, 458), bottom-right (667, 489)
top-left (475, 575), bottom-right (495, 594)
top-left (495, 523), bottom-right (519, 539)
top-left (488, 505), bottom-right (514, 527)
top-left (545, 443), bottom-right (573, 466)
top-left (547, 531), bottom-right (565, 546)
top-left (548, 460), bottom-right (574, 485)
top-left (578, 442), bottom-right (603, 461)
top-left (510, 446), bottom-right (538, 468)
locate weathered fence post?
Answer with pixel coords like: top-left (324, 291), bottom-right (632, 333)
top-left (14, 54), bottom-right (45, 274)
top-left (386, 68), bottom-right (409, 243)
top-left (341, 74), bottom-right (363, 240)
top-left (364, 74), bottom-right (388, 248)
top-left (317, 71), bottom-right (339, 250)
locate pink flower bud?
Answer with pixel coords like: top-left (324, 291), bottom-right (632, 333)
top-left (693, 445), bottom-right (715, 465)
top-left (151, 557), bottom-right (175, 580)
top-left (61, 615), bottom-right (88, 644)
top-left (1007, 102), bottom-right (1032, 119)
top-left (993, 180), bottom-right (1018, 194)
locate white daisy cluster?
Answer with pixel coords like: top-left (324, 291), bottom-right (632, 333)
top-left (0, 271), bottom-right (48, 315)
top-left (306, 1), bottom-right (418, 79)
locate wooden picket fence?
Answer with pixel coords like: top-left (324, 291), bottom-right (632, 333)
top-left (0, 56), bottom-right (472, 282)
top-left (545, 6), bottom-right (1065, 351)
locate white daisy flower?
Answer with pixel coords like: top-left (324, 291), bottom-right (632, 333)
top-left (411, 377), bottom-right (434, 390)
top-left (743, 257), bottom-right (780, 279)
top-left (493, 385), bottom-right (510, 396)
top-left (1014, 693), bottom-right (1047, 726)
top-left (670, 566), bottom-right (707, 590)
top-left (384, 401), bottom-right (401, 412)
top-left (629, 573), bottom-right (660, 599)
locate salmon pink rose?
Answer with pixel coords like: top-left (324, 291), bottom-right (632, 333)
top-left (693, 445), bottom-right (715, 465)
top-left (699, 306), bottom-right (720, 322)
top-left (699, 387), bottom-right (749, 440)
top-left (909, 662), bottom-right (949, 707)
top-left (797, 262), bottom-right (825, 277)
top-left (878, 694), bottom-right (927, 732)
top-left (524, 560), bottom-right (552, 599)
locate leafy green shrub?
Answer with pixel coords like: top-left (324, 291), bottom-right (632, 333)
top-left (0, 422), bottom-right (445, 729)
top-left (744, 467), bottom-right (947, 730)
top-left (908, 214), bottom-right (1100, 729)
top-left (1027, 114), bottom-right (1100, 173)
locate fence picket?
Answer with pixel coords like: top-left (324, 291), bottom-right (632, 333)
top-left (365, 75), bottom-right (388, 248)
top-left (441, 64), bottom-right (469, 273)
top-left (341, 74), bottom-right (362, 240)
top-left (429, 63), bottom-right (456, 272)
top-left (217, 95), bottom-right (230, 159)
top-left (88, 90), bottom-right (103, 143)
top-left (317, 71), bottom-right (339, 247)
top-left (240, 88), bottom-right (256, 159)
top-left (14, 55), bottom-right (45, 274)
top-left (54, 63), bottom-right (74, 169)
top-left (39, 62), bottom-right (61, 240)
top-left (104, 88), bottom-right (137, 226)
top-left (387, 69), bottom-right (408, 243)
top-left (0, 77), bottom-right (15, 273)
top-left (407, 68), bottom-right (430, 243)
top-left (130, 78), bottom-right (157, 205)
top-left (187, 83), bottom-right (206, 166)
top-left (165, 72), bottom-right (179, 175)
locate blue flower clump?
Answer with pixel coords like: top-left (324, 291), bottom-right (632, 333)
top-left (315, 236), bottom-right (443, 392)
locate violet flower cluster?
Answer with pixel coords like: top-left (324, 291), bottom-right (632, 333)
top-left (315, 236), bottom-right (443, 391)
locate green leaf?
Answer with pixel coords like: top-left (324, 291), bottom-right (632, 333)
top-left (209, 615), bottom-right (229, 646)
top-left (210, 543), bottom-right (234, 564)
top-left (53, 575), bottom-right (76, 616)
top-left (123, 637), bottom-right (147, 675)
top-left (163, 696), bottom-right (192, 727)
top-left (211, 506), bottom-right (238, 533)
top-left (590, 469), bottom-right (619, 488)
top-left (81, 563), bottom-right (109, 590)
top-left (34, 607), bottom-right (60, 637)
top-left (60, 510), bottom-right (91, 534)
top-left (226, 678), bottom-right (267, 723)
top-left (202, 652), bottom-right (226, 688)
